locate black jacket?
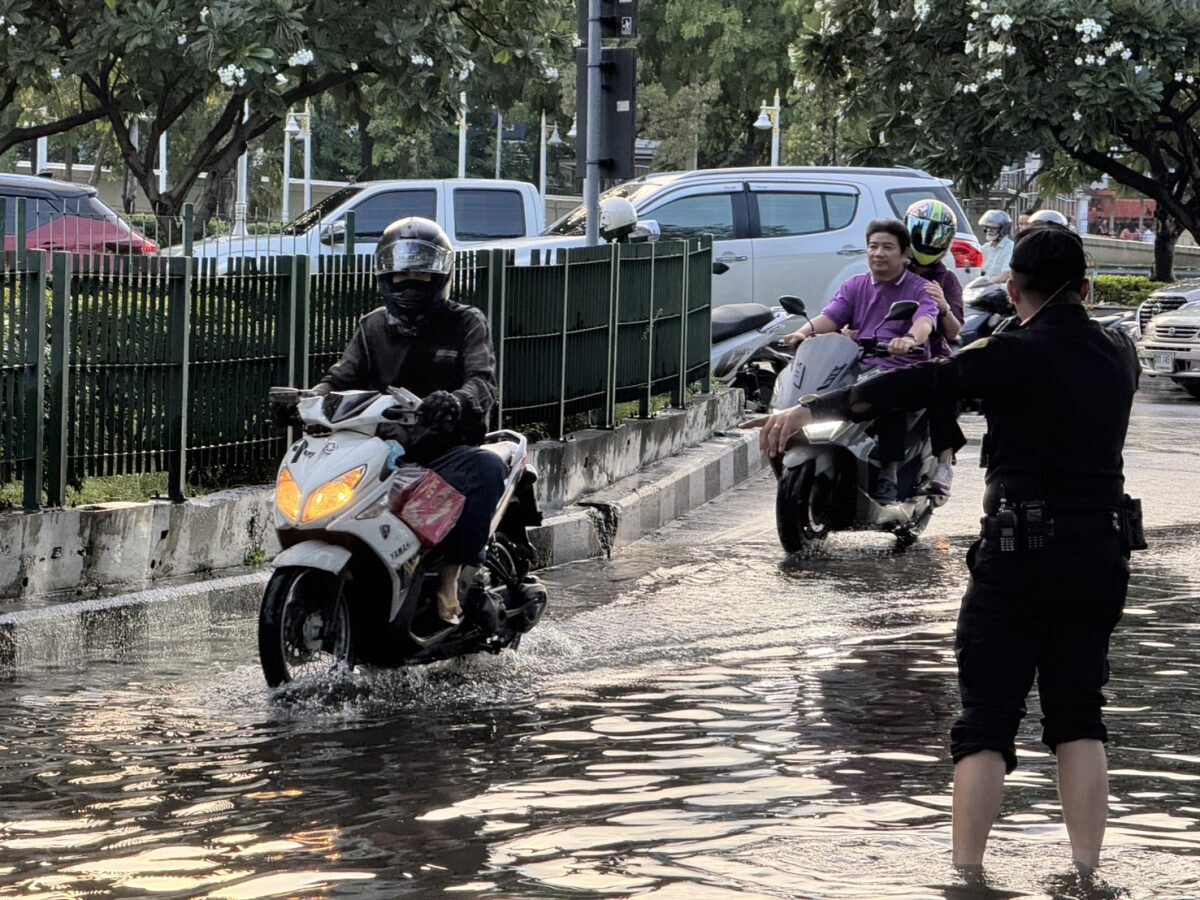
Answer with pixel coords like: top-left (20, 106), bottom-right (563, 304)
top-left (810, 303), bottom-right (1140, 513)
top-left (316, 301), bottom-right (497, 462)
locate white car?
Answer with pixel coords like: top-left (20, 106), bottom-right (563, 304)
top-left (485, 166), bottom-right (982, 309)
top-left (1135, 280), bottom-right (1200, 398)
top-left (171, 179), bottom-right (546, 269)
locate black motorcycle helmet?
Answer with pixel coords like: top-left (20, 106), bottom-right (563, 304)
top-left (374, 217), bottom-right (455, 327)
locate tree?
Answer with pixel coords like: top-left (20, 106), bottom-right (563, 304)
top-left (792, 0), bottom-right (1200, 280)
top-left (639, 81), bottom-right (721, 170)
top-left (2, 0), bottom-right (568, 223)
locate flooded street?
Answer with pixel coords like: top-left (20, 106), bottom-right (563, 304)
top-left (1, 385), bottom-right (1198, 899)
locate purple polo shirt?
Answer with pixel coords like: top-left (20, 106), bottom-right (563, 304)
top-left (911, 261), bottom-right (964, 359)
top-left (820, 269), bottom-right (939, 369)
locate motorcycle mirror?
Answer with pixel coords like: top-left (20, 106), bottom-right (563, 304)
top-left (884, 300), bottom-right (920, 322)
top-left (712, 261), bottom-right (730, 276)
top-left (778, 295), bottom-right (806, 316)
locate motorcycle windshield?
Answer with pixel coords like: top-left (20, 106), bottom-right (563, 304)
top-left (771, 334), bottom-right (861, 410)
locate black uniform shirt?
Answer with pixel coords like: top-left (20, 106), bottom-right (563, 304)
top-left (809, 303), bottom-right (1140, 513)
top-left (317, 300), bottom-right (497, 462)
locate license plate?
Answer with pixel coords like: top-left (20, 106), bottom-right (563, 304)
top-left (1153, 351), bottom-right (1175, 372)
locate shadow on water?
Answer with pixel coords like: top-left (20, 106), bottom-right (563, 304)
top-left (0, 520), bottom-right (1196, 898)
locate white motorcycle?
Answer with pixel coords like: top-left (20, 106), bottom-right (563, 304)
top-left (710, 295), bottom-right (807, 411)
top-left (258, 386), bottom-right (547, 687)
top-left (770, 299), bottom-right (944, 553)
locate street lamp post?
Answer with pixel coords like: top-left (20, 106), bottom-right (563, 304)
top-left (302, 99), bottom-right (312, 211)
top-left (233, 100), bottom-right (250, 237)
top-left (538, 112), bottom-right (564, 204)
top-left (283, 111), bottom-right (301, 220)
top-left (754, 89), bottom-right (782, 167)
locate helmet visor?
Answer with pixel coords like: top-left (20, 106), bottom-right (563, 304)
top-left (376, 239), bottom-right (454, 276)
top-left (907, 217), bottom-right (955, 254)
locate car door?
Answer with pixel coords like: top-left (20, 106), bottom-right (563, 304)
top-left (748, 182), bottom-right (873, 312)
top-left (637, 183), bottom-right (752, 307)
top-left (325, 188), bottom-right (439, 258)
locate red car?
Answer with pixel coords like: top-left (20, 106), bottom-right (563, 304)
top-left (1, 173), bottom-right (157, 255)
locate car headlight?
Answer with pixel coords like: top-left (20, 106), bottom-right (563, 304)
top-left (301, 466), bottom-right (367, 523)
top-left (276, 468), bottom-right (301, 522)
top-left (802, 420), bottom-right (846, 442)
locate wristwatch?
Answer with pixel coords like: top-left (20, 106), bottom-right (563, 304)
top-left (799, 393), bottom-right (820, 407)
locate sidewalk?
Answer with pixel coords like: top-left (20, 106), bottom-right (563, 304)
top-left (0, 430), bottom-right (767, 671)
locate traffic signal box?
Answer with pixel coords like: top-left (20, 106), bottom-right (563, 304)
top-left (576, 0), bottom-right (637, 180)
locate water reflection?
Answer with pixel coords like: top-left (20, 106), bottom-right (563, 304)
top-left (0, 513), bottom-right (1196, 897)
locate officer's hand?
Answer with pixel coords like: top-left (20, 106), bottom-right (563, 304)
top-left (782, 330), bottom-right (809, 348)
top-left (269, 399), bottom-right (301, 429)
top-left (418, 390), bottom-right (463, 429)
top-left (741, 405), bottom-right (813, 457)
top-left (888, 334), bottom-right (920, 357)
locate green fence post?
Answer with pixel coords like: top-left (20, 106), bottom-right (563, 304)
top-left (344, 210), bottom-right (356, 257)
top-left (490, 249), bottom-right (507, 430)
top-left (20, 250), bottom-right (47, 510)
top-left (182, 203), bottom-right (194, 256)
top-left (15, 197), bottom-right (27, 260)
top-left (46, 253), bottom-right (72, 506)
top-left (557, 249), bottom-right (572, 438)
top-left (166, 256), bottom-right (192, 501)
top-left (0, 197), bottom-right (6, 248)
top-left (600, 241), bottom-right (620, 429)
top-left (698, 239), bottom-right (712, 394)
top-left (294, 254), bottom-right (311, 385)
top-left (674, 240), bottom-right (691, 408)
top-left (641, 242), bottom-right (657, 418)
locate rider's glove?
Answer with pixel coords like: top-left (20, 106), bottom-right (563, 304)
top-left (269, 400), bottom-right (301, 429)
top-left (418, 390), bottom-right (462, 429)
top-left (384, 440), bottom-right (405, 471)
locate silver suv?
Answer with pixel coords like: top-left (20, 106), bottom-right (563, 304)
top-left (1136, 280), bottom-right (1200, 399)
top-left (544, 166), bottom-right (984, 308)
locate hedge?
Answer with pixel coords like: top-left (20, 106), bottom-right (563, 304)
top-left (1092, 275), bottom-right (1164, 307)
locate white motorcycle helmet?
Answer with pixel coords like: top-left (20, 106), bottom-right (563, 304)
top-left (978, 209), bottom-right (1012, 239)
top-left (1028, 208), bottom-right (1070, 228)
top-left (599, 197), bottom-right (638, 242)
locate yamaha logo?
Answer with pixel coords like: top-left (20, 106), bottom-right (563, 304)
top-left (323, 440), bottom-right (337, 454)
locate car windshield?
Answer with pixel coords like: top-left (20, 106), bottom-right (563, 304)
top-left (545, 182), bottom-right (668, 235)
top-left (281, 186), bottom-right (363, 236)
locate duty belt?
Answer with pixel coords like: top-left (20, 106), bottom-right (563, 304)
top-left (980, 496), bottom-right (1146, 552)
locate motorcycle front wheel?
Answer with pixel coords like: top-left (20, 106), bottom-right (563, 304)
top-left (776, 460), bottom-right (833, 554)
top-left (258, 566), bottom-right (355, 687)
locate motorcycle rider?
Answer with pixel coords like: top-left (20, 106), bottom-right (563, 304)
top-left (783, 218), bottom-right (940, 502)
top-left (977, 209), bottom-right (1014, 285)
top-left (307, 217), bottom-right (506, 627)
top-left (905, 199), bottom-right (965, 495)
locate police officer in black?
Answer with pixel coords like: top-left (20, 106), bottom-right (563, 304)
top-left (748, 223), bottom-right (1142, 875)
top-left (313, 217), bottom-right (506, 627)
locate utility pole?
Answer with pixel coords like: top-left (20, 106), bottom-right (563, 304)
top-left (584, 0), bottom-right (601, 245)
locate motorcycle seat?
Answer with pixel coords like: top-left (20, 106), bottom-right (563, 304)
top-left (481, 439), bottom-right (517, 468)
top-left (711, 303), bottom-right (775, 343)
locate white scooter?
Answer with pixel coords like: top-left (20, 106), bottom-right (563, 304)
top-left (769, 298), bottom-right (944, 553)
top-left (711, 291), bottom-right (806, 412)
top-left (258, 386), bottom-right (547, 687)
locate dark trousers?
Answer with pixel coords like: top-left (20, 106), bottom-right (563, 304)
top-left (951, 533), bottom-right (1128, 772)
top-left (929, 399), bottom-right (966, 457)
top-left (874, 409), bottom-right (908, 464)
top-left (876, 404), bottom-right (965, 463)
top-left (428, 445), bottom-right (508, 566)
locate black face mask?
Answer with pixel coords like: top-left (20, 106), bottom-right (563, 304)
top-left (379, 276), bottom-right (445, 331)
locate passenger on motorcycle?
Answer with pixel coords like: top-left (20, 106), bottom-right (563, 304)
top-left (783, 219), bottom-right (940, 501)
top-left (978, 209), bottom-right (1014, 285)
top-left (311, 217), bottom-right (506, 626)
top-left (905, 199), bottom-right (966, 496)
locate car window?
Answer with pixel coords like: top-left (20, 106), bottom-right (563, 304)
top-left (346, 189), bottom-right (437, 239)
top-left (647, 193), bottom-right (735, 241)
top-left (887, 186), bottom-right (971, 234)
top-left (546, 181), bottom-right (667, 235)
top-left (825, 193), bottom-right (857, 230)
top-left (1, 192), bottom-right (61, 232)
top-left (453, 189), bottom-right (526, 240)
top-left (757, 193), bottom-right (825, 237)
top-left (281, 185), bottom-right (363, 235)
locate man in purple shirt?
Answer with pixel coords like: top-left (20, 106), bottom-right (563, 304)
top-left (784, 219), bottom-right (939, 501)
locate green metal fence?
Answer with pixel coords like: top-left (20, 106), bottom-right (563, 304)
top-left (0, 197), bottom-right (711, 510)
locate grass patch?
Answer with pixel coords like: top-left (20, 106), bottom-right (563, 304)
top-left (0, 473), bottom-right (215, 510)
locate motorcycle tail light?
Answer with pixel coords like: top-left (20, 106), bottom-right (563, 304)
top-left (276, 468), bottom-right (301, 522)
top-left (301, 466), bottom-right (366, 523)
top-left (951, 238), bottom-right (984, 270)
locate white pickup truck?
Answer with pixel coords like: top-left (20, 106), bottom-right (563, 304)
top-left (175, 178), bottom-right (545, 267)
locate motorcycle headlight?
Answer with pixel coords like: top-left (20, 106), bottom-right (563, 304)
top-left (276, 468), bottom-right (301, 523)
top-left (802, 420), bottom-right (846, 442)
top-left (300, 466), bottom-right (367, 524)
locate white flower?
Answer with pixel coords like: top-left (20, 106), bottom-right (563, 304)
top-left (0, 15), bottom-right (6, 25)
top-left (965, 41), bottom-right (976, 54)
top-left (963, 83), bottom-right (979, 93)
top-left (914, 116), bottom-right (923, 125)
top-left (914, 0), bottom-right (931, 20)
top-left (1190, 75), bottom-right (1197, 84)
top-left (899, 81), bottom-right (914, 93)
top-left (986, 40), bottom-right (1004, 54)
top-left (275, 72), bottom-right (287, 84)
top-left (409, 53), bottom-right (432, 67)
top-left (1005, 45), bottom-right (1016, 56)
top-left (1075, 17), bottom-right (1103, 44)
top-left (1075, 57), bottom-right (1084, 66)
top-left (1121, 48), bottom-right (1133, 60)
top-left (1085, 54), bottom-right (1096, 65)
top-left (1105, 40), bottom-right (1125, 57)
top-left (991, 13), bottom-right (1014, 31)
top-left (1135, 65), bottom-right (1146, 73)
top-left (177, 33), bottom-right (188, 45)
top-left (1095, 56), bottom-right (1106, 67)
top-left (50, 67), bottom-right (61, 79)
top-left (1073, 110), bottom-right (1082, 122)
top-left (200, 6), bottom-right (209, 20)
top-left (871, 26), bottom-right (882, 37)
top-left (349, 61), bottom-right (358, 71)
top-left (985, 67), bottom-right (1003, 80)
top-left (6, 24), bottom-right (15, 36)
top-left (217, 64), bottom-right (247, 88)
top-left (288, 48), bottom-right (314, 67)
top-left (971, 11), bottom-right (980, 20)
top-left (1176, 72), bottom-right (1185, 82)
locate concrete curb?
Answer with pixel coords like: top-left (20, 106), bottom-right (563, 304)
top-left (0, 430), bottom-right (767, 671)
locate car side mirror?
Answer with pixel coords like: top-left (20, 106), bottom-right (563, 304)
top-left (629, 219), bottom-right (660, 243)
top-left (320, 221), bottom-right (347, 245)
top-left (884, 300), bottom-right (919, 322)
top-left (712, 261), bottom-right (730, 276)
top-left (778, 295), bottom-right (806, 316)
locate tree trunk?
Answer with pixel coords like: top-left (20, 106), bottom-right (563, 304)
top-left (1152, 204), bottom-right (1180, 282)
top-left (356, 106), bottom-right (376, 180)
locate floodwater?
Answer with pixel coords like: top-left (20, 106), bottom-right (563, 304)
top-left (0, 388), bottom-right (1198, 899)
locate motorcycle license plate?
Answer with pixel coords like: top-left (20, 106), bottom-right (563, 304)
top-left (1153, 351), bottom-right (1175, 372)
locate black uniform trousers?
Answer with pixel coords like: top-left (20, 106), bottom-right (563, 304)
top-left (951, 530), bottom-right (1128, 772)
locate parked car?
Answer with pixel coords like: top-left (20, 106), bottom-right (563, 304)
top-left (1135, 280), bottom-right (1200, 398)
top-left (172, 179), bottom-right (546, 269)
top-left (0, 173), bottom-right (157, 255)
top-left (483, 166), bottom-right (982, 309)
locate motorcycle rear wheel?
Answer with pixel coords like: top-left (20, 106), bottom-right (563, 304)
top-left (776, 461), bottom-right (833, 554)
top-left (258, 566), bottom-right (355, 687)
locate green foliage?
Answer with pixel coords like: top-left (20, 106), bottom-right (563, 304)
top-left (639, 82), bottom-right (722, 171)
top-left (1092, 275), bottom-right (1162, 307)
